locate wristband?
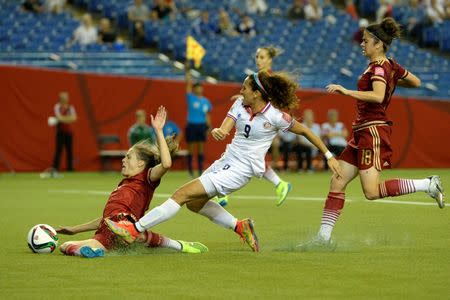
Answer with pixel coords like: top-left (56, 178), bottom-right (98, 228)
top-left (324, 150), bottom-right (333, 160)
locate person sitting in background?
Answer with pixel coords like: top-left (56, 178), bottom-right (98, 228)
top-left (321, 109), bottom-right (348, 170)
top-left (128, 110), bottom-right (154, 146)
top-left (22, 0), bottom-right (44, 13)
top-left (298, 109), bottom-right (321, 172)
top-left (353, 18), bottom-right (368, 44)
top-left (426, 0), bottom-right (446, 24)
top-left (376, 0), bottom-right (393, 22)
top-left (245, 0), bottom-right (268, 16)
top-left (132, 21), bottom-right (146, 48)
top-left (45, 0), bottom-right (65, 14)
top-left (345, 0), bottom-right (359, 19)
top-left (150, 0), bottom-right (175, 21)
top-left (193, 11), bottom-right (219, 36)
top-left (128, 0), bottom-right (149, 24)
top-left (304, 0), bottom-right (323, 22)
top-left (236, 15), bottom-right (256, 37)
top-left (217, 9), bottom-right (239, 36)
top-left (70, 13), bottom-right (97, 46)
top-left (278, 130), bottom-right (299, 171)
top-left (287, 0), bottom-right (305, 20)
top-left (98, 18), bottom-right (117, 44)
top-left (150, 117), bottom-right (182, 145)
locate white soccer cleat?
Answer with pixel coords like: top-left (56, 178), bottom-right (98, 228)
top-left (427, 175), bottom-right (444, 209)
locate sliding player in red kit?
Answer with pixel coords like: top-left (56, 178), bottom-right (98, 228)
top-left (56, 106), bottom-right (208, 257)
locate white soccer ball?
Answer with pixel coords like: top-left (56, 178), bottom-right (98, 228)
top-left (27, 224), bottom-right (59, 253)
top-left (47, 116), bottom-right (58, 126)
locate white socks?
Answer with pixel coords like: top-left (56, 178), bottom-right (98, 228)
top-left (136, 198), bottom-right (181, 232)
top-left (318, 224), bottom-right (333, 241)
top-left (263, 167), bottom-right (281, 186)
top-left (161, 238), bottom-right (182, 251)
top-left (413, 178), bottom-right (431, 192)
top-left (198, 200), bottom-right (237, 230)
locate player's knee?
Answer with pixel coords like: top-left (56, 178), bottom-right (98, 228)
top-left (363, 189), bottom-right (380, 200)
top-left (185, 201), bottom-right (200, 212)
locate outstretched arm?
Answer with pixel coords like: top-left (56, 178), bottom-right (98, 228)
top-left (185, 63), bottom-right (193, 94)
top-left (326, 81), bottom-right (387, 103)
top-left (55, 217), bottom-right (101, 235)
top-left (211, 116), bottom-right (235, 141)
top-left (149, 106), bottom-right (172, 181)
top-left (289, 120), bottom-right (342, 178)
top-left (397, 72), bottom-right (421, 88)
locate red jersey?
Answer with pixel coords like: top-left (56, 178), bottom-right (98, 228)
top-left (354, 58), bottom-right (408, 126)
top-left (102, 168), bottom-right (160, 219)
top-left (54, 103), bottom-right (76, 134)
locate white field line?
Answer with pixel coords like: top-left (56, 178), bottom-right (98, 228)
top-left (47, 189), bottom-right (439, 207)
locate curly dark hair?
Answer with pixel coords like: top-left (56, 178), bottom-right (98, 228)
top-left (366, 17), bottom-right (401, 52)
top-left (249, 70), bottom-right (299, 111)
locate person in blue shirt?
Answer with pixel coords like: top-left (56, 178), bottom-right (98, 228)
top-left (185, 66), bottom-right (212, 177)
top-left (149, 118), bottom-right (181, 145)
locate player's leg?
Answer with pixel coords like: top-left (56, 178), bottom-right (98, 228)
top-left (316, 159), bottom-right (359, 241)
top-left (140, 230), bottom-right (208, 253)
top-left (197, 141), bottom-right (204, 176)
top-left (60, 238), bottom-right (106, 258)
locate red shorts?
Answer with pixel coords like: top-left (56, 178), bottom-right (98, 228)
top-left (339, 124), bottom-right (393, 171)
top-left (93, 213), bottom-right (137, 250)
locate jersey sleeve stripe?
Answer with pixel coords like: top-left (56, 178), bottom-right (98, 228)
top-left (282, 120), bottom-right (295, 132)
top-left (226, 113), bottom-right (237, 122)
top-left (400, 70), bottom-right (409, 79)
top-left (371, 76), bottom-right (387, 84)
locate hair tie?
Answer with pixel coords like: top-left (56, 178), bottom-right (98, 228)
top-left (253, 73), bottom-right (267, 94)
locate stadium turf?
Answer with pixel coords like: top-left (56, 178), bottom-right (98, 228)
top-left (1, 170), bottom-right (449, 299)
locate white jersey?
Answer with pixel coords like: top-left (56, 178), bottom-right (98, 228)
top-left (225, 98), bottom-right (294, 176)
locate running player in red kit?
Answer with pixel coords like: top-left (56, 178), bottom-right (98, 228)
top-left (56, 106), bottom-right (208, 257)
top-left (312, 18), bottom-right (444, 244)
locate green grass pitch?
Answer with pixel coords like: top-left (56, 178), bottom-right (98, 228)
top-left (0, 169), bottom-right (449, 299)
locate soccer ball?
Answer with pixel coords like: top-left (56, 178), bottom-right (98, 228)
top-left (27, 224), bottom-right (59, 253)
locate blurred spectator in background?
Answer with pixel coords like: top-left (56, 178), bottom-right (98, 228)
top-left (352, 18), bottom-right (368, 44)
top-left (128, 0), bottom-right (149, 24)
top-left (304, 0), bottom-right (323, 22)
top-left (426, 0), bottom-right (446, 24)
top-left (345, 0), bottom-right (359, 19)
top-left (237, 15), bottom-right (256, 37)
top-left (150, 0), bottom-right (175, 21)
top-left (70, 13), bottom-right (97, 46)
top-left (403, 0), bottom-right (426, 39)
top-left (287, 0), bottom-right (305, 20)
top-left (298, 109), bottom-right (321, 172)
top-left (376, 0), bottom-right (393, 22)
top-left (321, 109), bottom-right (348, 162)
top-left (52, 92), bottom-right (77, 172)
top-left (217, 9), bottom-right (239, 36)
top-left (193, 11), bottom-right (219, 35)
top-left (246, 0), bottom-right (268, 15)
top-left (185, 65), bottom-right (212, 177)
top-left (97, 18), bottom-right (117, 45)
top-left (128, 109), bottom-right (154, 146)
top-left (22, 0), bottom-right (44, 13)
top-left (132, 21), bottom-right (146, 48)
top-left (45, 0), bottom-right (65, 14)
top-left (278, 130), bottom-right (299, 171)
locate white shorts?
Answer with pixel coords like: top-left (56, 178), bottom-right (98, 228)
top-left (199, 153), bottom-right (254, 198)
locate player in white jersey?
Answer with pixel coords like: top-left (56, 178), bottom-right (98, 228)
top-left (105, 71), bottom-right (342, 253)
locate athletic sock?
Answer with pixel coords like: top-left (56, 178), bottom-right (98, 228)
top-left (198, 153), bottom-right (204, 175)
top-left (198, 200), bottom-right (237, 230)
top-left (318, 192), bottom-right (345, 241)
top-left (135, 198), bottom-right (181, 232)
top-left (263, 166), bottom-right (281, 186)
top-left (187, 154), bottom-right (193, 176)
top-left (63, 243), bottom-right (81, 256)
top-left (379, 178), bottom-right (430, 198)
top-left (144, 231), bottom-right (182, 251)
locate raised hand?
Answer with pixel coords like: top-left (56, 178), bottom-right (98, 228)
top-left (150, 106), bottom-right (167, 131)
